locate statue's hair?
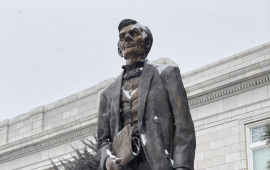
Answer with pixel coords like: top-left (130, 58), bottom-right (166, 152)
top-left (117, 19), bottom-right (153, 58)
top-left (118, 19), bottom-right (138, 32)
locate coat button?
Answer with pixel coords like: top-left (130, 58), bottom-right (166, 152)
top-left (154, 116), bottom-right (159, 124)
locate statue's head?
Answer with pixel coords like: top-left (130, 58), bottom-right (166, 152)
top-left (117, 19), bottom-right (153, 60)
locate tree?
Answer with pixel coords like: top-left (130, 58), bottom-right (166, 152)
top-left (261, 122), bottom-right (270, 170)
top-left (50, 135), bottom-right (100, 170)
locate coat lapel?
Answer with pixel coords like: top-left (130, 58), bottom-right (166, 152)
top-left (111, 71), bottom-right (124, 136)
top-left (138, 62), bottom-right (154, 132)
top-left (111, 62), bottom-right (154, 134)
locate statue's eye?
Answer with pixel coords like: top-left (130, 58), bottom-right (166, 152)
top-left (120, 36), bottom-right (124, 41)
top-left (132, 32), bottom-right (137, 37)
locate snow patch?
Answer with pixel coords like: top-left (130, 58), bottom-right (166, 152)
top-left (131, 23), bottom-right (148, 33)
top-left (165, 149), bottom-right (169, 155)
top-left (142, 31), bottom-right (147, 38)
top-left (101, 85), bottom-right (109, 92)
top-left (147, 60), bottom-right (172, 74)
top-left (130, 23), bottom-right (149, 39)
top-left (106, 149), bottom-right (116, 158)
top-left (122, 87), bottom-right (137, 99)
top-left (165, 149), bottom-right (174, 165)
top-left (141, 134), bottom-right (147, 145)
top-left (170, 158), bottom-right (174, 166)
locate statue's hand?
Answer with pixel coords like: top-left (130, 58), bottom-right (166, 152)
top-left (105, 156), bottom-right (122, 170)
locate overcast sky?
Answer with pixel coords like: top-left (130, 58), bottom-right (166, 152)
top-left (0, 0), bottom-right (269, 121)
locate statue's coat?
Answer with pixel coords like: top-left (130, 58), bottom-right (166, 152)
top-left (97, 61), bottom-right (196, 170)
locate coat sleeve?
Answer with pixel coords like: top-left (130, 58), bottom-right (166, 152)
top-left (163, 66), bottom-right (196, 170)
top-left (97, 91), bottom-right (112, 170)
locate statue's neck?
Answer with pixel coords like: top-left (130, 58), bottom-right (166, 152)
top-left (125, 56), bottom-right (144, 67)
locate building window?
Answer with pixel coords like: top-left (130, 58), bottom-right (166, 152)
top-left (252, 125), bottom-right (267, 142)
top-left (246, 120), bottom-right (270, 170)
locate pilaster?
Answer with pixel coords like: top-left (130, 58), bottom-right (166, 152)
top-left (30, 106), bottom-right (44, 135)
top-left (0, 120), bottom-right (9, 146)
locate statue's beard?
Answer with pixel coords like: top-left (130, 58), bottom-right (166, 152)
top-left (124, 54), bottom-right (143, 62)
top-left (122, 47), bottom-right (145, 61)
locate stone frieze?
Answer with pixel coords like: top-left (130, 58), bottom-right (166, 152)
top-left (0, 125), bottom-right (97, 163)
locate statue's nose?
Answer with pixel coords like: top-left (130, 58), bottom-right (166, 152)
top-left (124, 33), bottom-right (132, 41)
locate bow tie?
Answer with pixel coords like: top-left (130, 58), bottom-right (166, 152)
top-left (122, 61), bottom-right (144, 79)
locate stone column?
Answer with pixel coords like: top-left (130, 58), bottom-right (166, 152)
top-left (0, 120), bottom-right (9, 146)
top-left (30, 106), bottom-right (44, 135)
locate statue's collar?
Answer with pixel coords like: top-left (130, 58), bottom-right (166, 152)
top-left (122, 59), bottom-right (145, 71)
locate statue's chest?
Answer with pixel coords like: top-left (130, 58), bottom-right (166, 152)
top-left (120, 76), bottom-right (140, 127)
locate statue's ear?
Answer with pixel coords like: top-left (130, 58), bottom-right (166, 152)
top-left (118, 45), bottom-right (123, 57)
top-left (145, 39), bottom-right (151, 49)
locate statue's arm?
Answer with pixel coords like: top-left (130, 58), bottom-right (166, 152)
top-left (97, 92), bottom-right (112, 170)
top-left (163, 66), bottom-right (196, 170)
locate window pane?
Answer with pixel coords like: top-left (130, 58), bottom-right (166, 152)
top-left (252, 135), bottom-right (260, 142)
top-left (252, 126), bottom-right (263, 136)
top-left (252, 126), bottom-right (265, 143)
top-left (253, 147), bottom-right (270, 170)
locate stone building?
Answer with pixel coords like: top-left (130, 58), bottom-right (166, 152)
top-left (0, 42), bottom-right (270, 170)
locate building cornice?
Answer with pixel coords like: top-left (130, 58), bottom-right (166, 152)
top-left (189, 73), bottom-right (270, 108)
top-left (0, 123), bottom-right (97, 163)
top-left (186, 58), bottom-right (270, 96)
top-left (0, 114), bottom-right (97, 154)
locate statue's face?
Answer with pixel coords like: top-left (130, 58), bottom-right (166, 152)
top-left (118, 24), bottom-right (146, 59)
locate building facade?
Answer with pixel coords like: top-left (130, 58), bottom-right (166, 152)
top-left (0, 42), bottom-right (270, 170)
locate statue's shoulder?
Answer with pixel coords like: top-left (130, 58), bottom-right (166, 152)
top-left (146, 60), bottom-right (179, 75)
top-left (100, 82), bottom-right (113, 97)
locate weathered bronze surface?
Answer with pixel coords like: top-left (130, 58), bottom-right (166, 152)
top-left (97, 19), bottom-right (196, 170)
